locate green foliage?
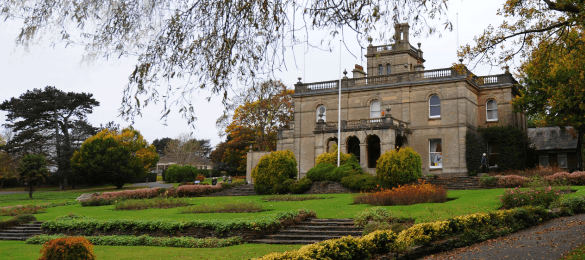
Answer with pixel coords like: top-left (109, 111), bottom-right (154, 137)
top-left (479, 126), bottom-right (531, 171)
top-left (19, 154), bottom-right (49, 198)
top-left (354, 207), bottom-right (392, 227)
top-left (179, 202), bottom-right (264, 214)
top-left (71, 128), bottom-right (159, 189)
top-left (164, 165), bottom-right (199, 183)
top-left (289, 178), bottom-right (313, 194)
top-left (315, 144), bottom-right (351, 165)
top-left (0, 214), bottom-right (36, 230)
top-left (376, 147), bottom-right (422, 188)
top-left (39, 237), bottom-right (96, 260)
top-left (340, 174), bottom-right (380, 191)
top-left (251, 150), bottom-right (297, 194)
top-left (465, 132), bottom-right (485, 174)
top-left (480, 175), bottom-right (497, 187)
top-left (41, 209), bottom-right (316, 236)
top-left (306, 163), bottom-right (336, 182)
top-left (500, 186), bottom-right (564, 209)
top-left (27, 234), bottom-right (244, 248)
top-left (327, 154), bottom-right (363, 181)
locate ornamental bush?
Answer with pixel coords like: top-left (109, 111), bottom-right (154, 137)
top-left (327, 154), bottom-right (363, 181)
top-left (164, 164), bottom-right (199, 183)
top-left (315, 144), bottom-right (351, 165)
top-left (376, 147), bottom-right (422, 188)
top-left (289, 177), bottom-right (313, 194)
top-left (251, 150), bottom-right (297, 194)
top-left (306, 163), bottom-right (336, 182)
top-left (500, 186), bottom-right (564, 209)
top-left (353, 181), bottom-right (447, 206)
top-left (340, 173), bottom-right (380, 191)
top-left (39, 237), bottom-right (96, 260)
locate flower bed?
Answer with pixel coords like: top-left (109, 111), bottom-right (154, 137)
top-left (27, 234), bottom-right (243, 248)
top-left (179, 201), bottom-right (263, 214)
top-left (41, 209), bottom-right (316, 240)
top-left (114, 197), bottom-right (189, 211)
top-left (176, 184), bottom-right (223, 197)
top-left (255, 198), bottom-right (585, 260)
top-left (500, 186), bottom-right (564, 209)
top-left (0, 201), bottom-right (78, 216)
top-left (81, 187), bottom-right (165, 206)
top-left (353, 181), bottom-right (447, 206)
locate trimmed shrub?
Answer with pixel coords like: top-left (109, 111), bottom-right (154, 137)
top-left (179, 202), bottom-right (264, 213)
top-left (39, 237), bottom-right (96, 260)
top-left (81, 187), bottom-right (164, 206)
top-left (500, 186), bottom-right (564, 209)
top-left (341, 173), bottom-right (380, 191)
top-left (114, 197), bottom-right (189, 211)
top-left (289, 177), bottom-right (313, 194)
top-left (261, 194), bottom-right (328, 202)
top-left (354, 207), bottom-right (392, 227)
top-left (165, 165), bottom-right (199, 183)
top-left (327, 154), bottom-right (363, 181)
top-left (306, 163), bottom-right (336, 182)
top-left (376, 147), bottom-right (422, 188)
top-left (176, 184), bottom-right (223, 197)
top-left (544, 172), bottom-right (571, 184)
top-left (315, 144), bottom-right (351, 165)
top-left (480, 174), bottom-right (497, 187)
top-left (354, 181), bottom-right (447, 206)
top-left (251, 150), bottom-right (297, 195)
top-left (569, 171), bottom-right (585, 185)
top-left (0, 214), bottom-right (36, 230)
top-left (28, 235), bottom-right (243, 248)
top-left (0, 204), bottom-right (45, 216)
top-left (496, 175), bottom-right (530, 188)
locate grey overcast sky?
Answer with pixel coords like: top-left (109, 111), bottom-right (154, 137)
top-left (0, 0), bottom-right (512, 147)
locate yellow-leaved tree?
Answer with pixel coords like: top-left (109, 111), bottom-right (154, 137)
top-left (71, 128), bottom-right (159, 189)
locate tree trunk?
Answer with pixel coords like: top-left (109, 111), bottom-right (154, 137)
top-left (0, 179), bottom-right (3, 191)
top-left (578, 129), bottom-right (583, 171)
top-left (28, 184), bottom-right (33, 199)
top-left (115, 182), bottom-right (124, 189)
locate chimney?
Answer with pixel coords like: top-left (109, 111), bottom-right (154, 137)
top-left (352, 64), bottom-right (366, 78)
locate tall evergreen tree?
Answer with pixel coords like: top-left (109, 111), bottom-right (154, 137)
top-left (0, 86), bottom-right (99, 189)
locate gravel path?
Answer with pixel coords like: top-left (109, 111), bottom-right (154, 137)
top-left (421, 214), bottom-right (585, 260)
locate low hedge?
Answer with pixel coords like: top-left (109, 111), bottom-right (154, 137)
top-left (42, 209), bottom-right (316, 236)
top-left (340, 174), bottom-right (380, 191)
top-left (255, 197), bottom-right (585, 260)
top-left (0, 214), bottom-right (36, 230)
top-left (27, 234), bottom-right (244, 248)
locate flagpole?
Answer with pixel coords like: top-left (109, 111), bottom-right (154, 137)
top-left (338, 40), bottom-right (342, 167)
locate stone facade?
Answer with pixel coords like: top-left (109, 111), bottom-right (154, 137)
top-left (277, 23), bottom-right (525, 177)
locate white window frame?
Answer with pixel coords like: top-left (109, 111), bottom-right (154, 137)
top-left (558, 153), bottom-right (568, 168)
top-left (316, 105), bottom-right (326, 122)
top-left (429, 139), bottom-right (443, 169)
top-left (378, 64), bottom-right (384, 75)
top-left (486, 99), bottom-right (498, 121)
top-left (370, 100), bottom-right (381, 118)
top-left (429, 95), bottom-right (441, 118)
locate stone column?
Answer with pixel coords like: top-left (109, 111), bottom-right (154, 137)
top-left (359, 143), bottom-right (367, 169)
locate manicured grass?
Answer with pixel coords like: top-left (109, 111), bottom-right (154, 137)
top-left (5, 186), bottom-right (585, 223)
top-left (0, 241), bottom-right (302, 260)
top-left (0, 185), bottom-right (148, 207)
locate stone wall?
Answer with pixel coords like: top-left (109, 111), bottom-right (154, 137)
top-left (246, 151), bottom-right (271, 184)
top-left (421, 176), bottom-right (481, 190)
top-left (306, 181), bottom-right (352, 194)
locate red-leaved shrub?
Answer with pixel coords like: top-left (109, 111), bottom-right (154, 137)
top-left (544, 172), bottom-right (571, 184)
top-left (496, 175), bottom-right (530, 188)
top-left (39, 237), bottom-right (96, 260)
top-left (196, 175), bottom-right (205, 182)
top-left (353, 181), bottom-right (447, 206)
top-left (176, 184), bottom-right (223, 197)
top-left (569, 171), bottom-right (585, 185)
top-left (81, 187), bottom-right (164, 206)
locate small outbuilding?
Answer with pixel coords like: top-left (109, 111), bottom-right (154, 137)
top-left (527, 126), bottom-right (581, 171)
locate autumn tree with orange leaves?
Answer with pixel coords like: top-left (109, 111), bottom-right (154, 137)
top-left (211, 80), bottom-right (293, 173)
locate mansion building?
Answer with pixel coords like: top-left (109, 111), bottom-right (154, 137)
top-left (276, 24), bottom-right (526, 177)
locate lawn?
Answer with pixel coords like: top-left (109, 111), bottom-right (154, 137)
top-left (0, 240), bottom-right (302, 260)
top-left (2, 185), bottom-right (585, 259)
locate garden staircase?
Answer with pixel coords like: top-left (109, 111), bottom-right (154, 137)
top-left (252, 218), bottom-right (362, 244)
top-left (0, 221), bottom-right (43, 241)
top-left (208, 184), bottom-right (256, 196)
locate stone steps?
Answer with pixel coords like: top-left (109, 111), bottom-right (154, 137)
top-left (0, 221), bottom-right (43, 241)
top-left (423, 177), bottom-right (481, 190)
top-left (251, 218), bottom-right (362, 245)
top-left (208, 184), bottom-right (256, 196)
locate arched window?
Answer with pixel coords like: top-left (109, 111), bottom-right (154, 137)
top-left (370, 100), bottom-right (381, 118)
top-left (316, 105), bottom-right (326, 122)
top-left (486, 100), bottom-right (498, 121)
top-left (429, 95), bottom-right (441, 118)
top-left (378, 64), bottom-right (384, 75)
top-left (386, 64), bottom-right (391, 75)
